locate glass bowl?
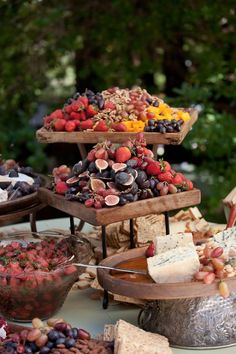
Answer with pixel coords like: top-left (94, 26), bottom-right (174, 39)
top-left (0, 231), bottom-right (87, 322)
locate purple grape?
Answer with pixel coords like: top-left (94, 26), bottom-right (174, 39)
top-left (71, 328), bottom-right (79, 339)
top-left (65, 338), bottom-right (76, 349)
top-left (48, 330), bottom-right (60, 342)
top-left (39, 347), bottom-right (50, 354)
top-left (55, 338), bottom-right (66, 345)
top-left (24, 347), bottom-right (33, 354)
top-left (45, 341), bottom-right (54, 349)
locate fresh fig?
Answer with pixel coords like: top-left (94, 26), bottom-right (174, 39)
top-left (95, 159), bottom-right (108, 172)
top-left (72, 161), bottom-right (86, 175)
top-left (107, 181), bottom-right (119, 190)
top-left (104, 194), bottom-right (120, 206)
top-left (115, 172), bottom-right (130, 185)
top-left (126, 159), bottom-right (138, 168)
top-left (66, 176), bottom-right (80, 186)
top-left (90, 178), bottom-right (106, 192)
top-left (112, 163), bottom-right (127, 173)
top-left (126, 168), bottom-right (138, 179)
top-left (122, 174), bottom-right (134, 186)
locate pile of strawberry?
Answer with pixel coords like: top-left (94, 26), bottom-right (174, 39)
top-left (0, 239), bottom-right (72, 274)
top-left (0, 239), bottom-right (78, 321)
top-left (52, 133), bottom-right (194, 209)
top-left (43, 90), bottom-right (114, 132)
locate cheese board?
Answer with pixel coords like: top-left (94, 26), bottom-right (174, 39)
top-left (38, 187), bottom-right (201, 226)
top-left (97, 246), bottom-right (236, 299)
top-left (36, 108), bottom-right (198, 145)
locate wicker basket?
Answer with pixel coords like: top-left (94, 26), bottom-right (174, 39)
top-left (138, 293), bottom-right (236, 348)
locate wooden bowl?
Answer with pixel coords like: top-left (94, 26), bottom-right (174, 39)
top-left (97, 247), bottom-right (236, 300)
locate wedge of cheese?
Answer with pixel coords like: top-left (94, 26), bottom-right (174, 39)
top-left (147, 246), bottom-right (200, 283)
top-left (0, 188), bottom-right (8, 203)
top-left (154, 232), bottom-right (194, 255)
top-left (213, 227), bottom-right (236, 258)
top-left (114, 320), bottom-right (172, 354)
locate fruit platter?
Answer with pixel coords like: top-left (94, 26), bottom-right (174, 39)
top-left (36, 87), bottom-right (198, 145)
top-left (38, 134), bottom-right (201, 226)
top-left (0, 317), bottom-right (114, 354)
top-left (97, 228), bottom-right (236, 348)
top-left (0, 158), bottom-right (45, 215)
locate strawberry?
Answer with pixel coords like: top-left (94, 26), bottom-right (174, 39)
top-left (65, 121), bottom-right (76, 132)
top-left (112, 123), bottom-right (128, 132)
top-left (146, 162), bottom-right (161, 175)
top-left (50, 109), bottom-right (64, 120)
top-left (80, 111), bottom-right (87, 121)
top-left (146, 112), bottom-right (155, 120)
top-left (53, 119), bottom-right (66, 131)
top-left (158, 171), bottom-right (173, 183)
top-left (159, 160), bottom-right (171, 172)
top-left (64, 104), bottom-right (73, 114)
top-left (43, 115), bottom-right (54, 126)
top-left (79, 96), bottom-right (89, 108)
top-left (104, 102), bottom-right (115, 110)
top-left (71, 101), bottom-right (82, 111)
top-left (73, 120), bottom-right (81, 128)
top-left (55, 181), bottom-right (69, 194)
top-left (146, 241), bottom-right (155, 258)
top-left (115, 146), bottom-right (132, 163)
top-left (86, 104), bottom-right (98, 117)
top-left (70, 112), bottom-right (81, 120)
top-left (94, 120), bottom-right (109, 132)
top-left (184, 179), bottom-right (194, 190)
top-left (172, 172), bottom-right (185, 185)
top-left (80, 119), bottom-right (93, 130)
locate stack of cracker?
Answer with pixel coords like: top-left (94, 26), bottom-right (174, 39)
top-left (171, 207), bottom-right (218, 240)
top-left (103, 320), bottom-right (172, 354)
top-left (97, 214), bottom-right (166, 249)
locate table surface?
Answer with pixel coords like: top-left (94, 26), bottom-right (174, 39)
top-left (1, 217), bottom-right (235, 354)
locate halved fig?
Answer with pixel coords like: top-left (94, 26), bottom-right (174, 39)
top-left (90, 178), bottom-right (106, 192)
top-left (105, 194), bottom-right (120, 206)
top-left (123, 174), bottom-right (135, 186)
top-left (95, 159), bottom-right (108, 172)
top-left (107, 181), bottom-right (119, 190)
top-left (112, 163), bottom-right (127, 173)
top-left (66, 176), bottom-right (80, 186)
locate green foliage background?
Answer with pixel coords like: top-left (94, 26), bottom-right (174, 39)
top-left (0, 0), bottom-right (235, 221)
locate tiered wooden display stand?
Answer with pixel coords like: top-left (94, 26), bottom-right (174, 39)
top-left (36, 108), bottom-right (201, 309)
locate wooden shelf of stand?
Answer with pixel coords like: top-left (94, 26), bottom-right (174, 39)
top-left (97, 246), bottom-right (236, 300)
top-left (36, 108), bottom-right (198, 145)
top-left (38, 187), bottom-right (201, 226)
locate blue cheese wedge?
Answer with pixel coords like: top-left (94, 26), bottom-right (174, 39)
top-left (154, 232), bottom-right (194, 255)
top-left (212, 227), bottom-right (236, 258)
top-left (147, 246), bottom-right (200, 283)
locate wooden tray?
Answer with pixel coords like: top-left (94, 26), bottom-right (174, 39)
top-left (0, 174), bottom-right (49, 216)
top-left (97, 247), bottom-right (236, 300)
top-left (38, 187), bottom-right (201, 226)
top-left (36, 108), bottom-right (198, 145)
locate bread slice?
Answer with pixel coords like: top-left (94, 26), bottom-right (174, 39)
top-left (114, 320), bottom-right (172, 354)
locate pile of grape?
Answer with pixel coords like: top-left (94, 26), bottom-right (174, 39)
top-left (1, 318), bottom-right (113, 354)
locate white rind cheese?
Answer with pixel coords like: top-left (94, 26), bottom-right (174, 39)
top-left (213, 227), bottom-right (236, 258)
top-left (147, 246), bottom-right (200, 283)
top-left (154, 232), bottom-right (194, 255)
top-left (0, 188), bottom-right (8, 202)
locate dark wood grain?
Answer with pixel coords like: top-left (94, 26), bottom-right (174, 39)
top-left (38, 188), bottom-right (201, 226)
top-left (97, 247), bottom-right (236, 300)
top-left (36, 109), bottom-right (198, 145)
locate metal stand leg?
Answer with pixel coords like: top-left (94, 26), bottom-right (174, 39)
top-left (70, 216), bottom-right (75, 234)
top-left (164, 211), bottom-right (170, 235)
top-left (101, 225), bottom-right (109, 309)
top-left (30, 213), bottom-right (37, 233)
top-left (129, 219), bottom-right (135, 248)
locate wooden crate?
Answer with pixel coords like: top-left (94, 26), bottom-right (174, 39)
top-left (36, 108), bottom-right (198, 145)
top-left (38, 187), bottom-right (201, 226)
